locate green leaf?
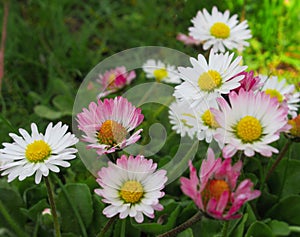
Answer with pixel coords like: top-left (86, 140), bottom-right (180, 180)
top-left (20, 199), bottom-right (48, 222)
top-left (0, 188), bottom-right (26, 228)
top-left (245, 221), bottom-right (274, 237)
top-left (191, 217), bottom-right (222, 237)
top-left (56, 183), bottom-right (93, 235)
top-left (34, 105), bottom-right (63, 120)
top-left (267, 195), bottom-right (300, 225)
top-left (52, 95), bottom-right (73, 115)
top-left (230, 213), bottom-right (248, 237)
top-left (268, 220), bottom-right (290, 236)
top-left (177, 228), bottom-right (194, 237)
top-left (130, 201), bottom-right (181, 234)
top-left (268, 159), bottom-right (300, 197)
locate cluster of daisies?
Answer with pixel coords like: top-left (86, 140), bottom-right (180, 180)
top-left (0, 5), bottom-right (299, 228)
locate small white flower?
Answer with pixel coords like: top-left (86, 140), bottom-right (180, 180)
top-left (0, 122), bottom-right (78, 184)
top-left (95, 155), bottom-right (167, 223)
top-left (189, 6), bottom-right (252, 52)
top-left (168, 99), bottom-right (198, 139)
top-left (260, 75), bottom-right (300, 117)
top-left (174, 49), bottom-right (247, 107)
top-left (142, 59), bottom-right (182, 84)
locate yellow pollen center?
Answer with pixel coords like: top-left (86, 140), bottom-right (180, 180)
top-left (198, 70), bottom-right (222, 91)
top-left (201, 110), bottom-right (219, 128)
top-left (120, 181), bottom-right (144, 204)
top-left (210, 22), bottom-right (230, 39)
top-left (236, 116), bottom-right (262, 143)
top-left (265, 89), bottom-right (284, 103)
top-left (98, 120), bottom-right (127, 146)
top-left (107, 73), bottom-right (116, 88)
top-left (202, 179), bottom-right (230, 206)
top-left (25, 140), bottom-right (51, 163)
top-left (153, 68), bottom-right (168, 82)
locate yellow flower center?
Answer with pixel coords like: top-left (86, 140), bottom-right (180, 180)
top-left (201, 110), bottom-right (219, 128)
top-left (25, 140), bottom-right (51, 163)
top-left (265, 89), bottom-right (283, 103)
top-left (198, 70), bottom-right (222, 91)
top-left (288, 115), bottom-right (300, 137)
top-left (97, 120), bottom-right (128, 146)
top-left (210, 22), bottom-right (230, 39)
top-left (107, 73), bottom-right (116, 89)
top-left (153, 68), bottom-right (168, 82)
top-left (202, 179), bottom-right (230, 207)
top-left (120, 181), bottom-right (144, 204)
top-left (236, 116), bottom-right (262, 143)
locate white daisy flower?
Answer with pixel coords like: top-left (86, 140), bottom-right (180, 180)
top-left (212, 89), bottom-right (290, 158)
top-left (174, 49), bottom-right (247, 107)
top-left (95, 155), bottom-right (167, 223)
top-left (189, 6), bottom-right (252, 52)
top-left (195, 99), bottom-right (220, 143)
top-left (0, 122), bottom-right (78, 184)
top-left (168, 99), bottom-right (198, 139)
top-left (142, 59), bottom-right (182, 84)
top-left (260, 75), bottom-right (300, 117)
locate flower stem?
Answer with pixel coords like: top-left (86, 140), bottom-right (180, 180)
top-left (96, 215), bottom-right (118, 237)
top-left (157, 211), bottom-right (202, 237)
top-left (290, 226), bottom-right (300, 233)
top-left (44, 176), bottom-right (61, 237)
top-left (221, 221), bottom-right (229, 237)
top-left (0, 199), bottom-right (30, 237)
top-left (265, 139), bottom-right (293, 182)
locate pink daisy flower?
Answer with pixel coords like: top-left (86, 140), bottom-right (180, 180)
top-left (76, 96), bottom-right (144, 156)
top-left (95, 155), bottom-right (167, 223)
top-left (212, 89), bottom-right (290, 158)
top-left (180, 148), bottom-right (260, 220)
top-left (97, 66), bottom-right (136, 98)
top-left (232, 71), bottom-right (262, 93)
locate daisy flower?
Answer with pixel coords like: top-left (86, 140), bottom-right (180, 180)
top-left (97, 66), bottom-right (136, 98)
top-left (260, 75), bottom-right (300, 117)
top-left (76, 96), bottom-right (144, 156)
top-left (212, 89), bottom-right (290, 158)
top-left (95, 154), bottom-right (167, 223)
top-left (180, 148), bottom-right (260, 220)
top-left (189, 6), bottom-right (252, 52)
top-left (0, 122), bottom-right (78, 184)
top-left (196, 99), bottom-right (220, 143)
top-left (142, 59), bottom-right (182, 84)
top-left (168, 99), bottom-right (198, 139)
top-left (174, 49), bottom-right (247, 106)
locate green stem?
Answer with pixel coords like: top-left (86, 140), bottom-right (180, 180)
top-left (52, 174), bottom-right (88, 237)
top-left (96, 215), bottom-right (118, 237)
top-left (44, 176), bottom-right (61, 237)
top-left (221, 221), bottom-right (229, 237)
top-left (0, 199), bottom-right (30, 237)
top-left (265, 139), bottom-right (293, 182)
top-left (290, 226), bottom-right (300, 233)
top-left (157, 211), bottom-right (202, 237)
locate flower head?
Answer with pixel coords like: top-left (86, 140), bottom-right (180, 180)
top-left (168, 99), bottom-right (198, 139)
top-left (180, 148), bottom-right (260, 220)
top-left (212, 89), bottom-right (290, 158)
top-left (174, 49), bottom-right (247, 106)
top-left (260, 75), bottom-right (300, 117)
top-left (97, 66), bottom-right (136, 98)
top-left (142, 59), bottom-right (182, 84)
top-left (189, 6), bottom-right (251, 52)
top-left (0, 122), bottom-right (78, 184)
top-left (76, 96), bottom-right (144, 156)
top-left (287, 114), bottom-right (300, 140)
top-left (95, 155), bottom-right (167, 223)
